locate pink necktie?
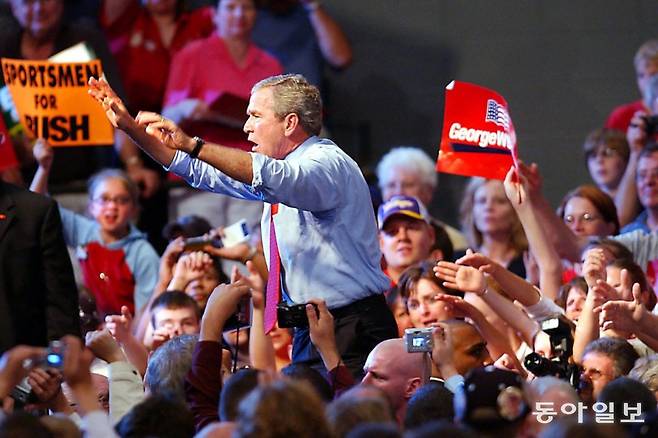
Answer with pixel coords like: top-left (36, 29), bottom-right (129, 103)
top-left (264, 204), bottom-right (280, 334)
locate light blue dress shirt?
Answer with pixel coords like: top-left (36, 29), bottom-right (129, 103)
top-left (167, 136), bottom-right (390, 308)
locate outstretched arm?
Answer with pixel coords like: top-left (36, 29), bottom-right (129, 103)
top-left (88, 77), bottom-right (177, 167)
top-left (615, 112), bottom-right (646, 227)
top-left (518, 162), bottom-right (587, 262)
top-left (30, 140), bottom-right (53, 194)
top-left (503, 166), bottom-right (562, 300)
top-left (435, 261), bottom-right (539, 346)
top-left (302, 1), bottom-right (353, 68)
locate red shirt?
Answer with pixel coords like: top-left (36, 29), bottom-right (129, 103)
top-left (604, 100), bottom-right (646, 132)
top-left (100, 1), bottom-right (215, 112)
top-left (164, 34), bottom-right (283, 151)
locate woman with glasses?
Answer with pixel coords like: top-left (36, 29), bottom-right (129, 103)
top-left (30, 141), bottom-right (159, 318)
top-left (557, 185), bottom-right (620, 238)
top-left (556, 185), bottom-right (620, 286)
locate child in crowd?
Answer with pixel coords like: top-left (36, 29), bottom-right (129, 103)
top-left (31, 141), bottom-right (159, 317)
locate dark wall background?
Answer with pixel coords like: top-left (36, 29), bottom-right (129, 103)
top-left (322, 0), bottom-right (658, 227)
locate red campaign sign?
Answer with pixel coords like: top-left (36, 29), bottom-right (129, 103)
top-left (436, 80), bottom-right (518, 180)
top-left (0, 115), bottom-right (18, 172)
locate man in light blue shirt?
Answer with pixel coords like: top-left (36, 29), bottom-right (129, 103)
top-left (89, 73), bottom-right (397, 377)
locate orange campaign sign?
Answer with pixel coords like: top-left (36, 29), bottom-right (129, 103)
top-left (436, 80), bottom-right (518, 180)
top-left (0, 58), bottom-right (113, 147)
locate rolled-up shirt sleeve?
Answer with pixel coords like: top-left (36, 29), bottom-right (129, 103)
top-left (166, 150), bottom-right (261, 201)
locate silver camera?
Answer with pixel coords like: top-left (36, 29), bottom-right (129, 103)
top-left (404, 328), bottom-right (434, 353)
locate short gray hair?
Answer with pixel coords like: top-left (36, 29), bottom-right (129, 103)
top-left (252, 74), bottom-right (322, 136)
top-left (376, 146), bottom-right (438, 191)
top-left (144, 334), bottom-right (199, 402)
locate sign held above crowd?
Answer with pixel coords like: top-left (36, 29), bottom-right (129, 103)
top-left (436, 80), bottom-right (519, 180)
top-left (0, 55), bottom-right (113, 147)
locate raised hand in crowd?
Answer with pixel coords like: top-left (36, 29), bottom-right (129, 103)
top-left (105, 306), bottom-right (134, 344)
top-left (156, 237), bottom-right (186, 292)
top-left (573, 268), bottom-right (620, 363)
top-left (582, 248), bottom-right (608, 289)
top-left (430, 323), bottom-right (458, 381)
top-left (29, 139), bottom-right (54, 194)
top-left (85, 329), bottom-right (126, 364)
top-left (106, 306), bottom-right (148, 375)
top-left (627, 110), bottom-right (649, 152)
top-left (203, 230), bottom-right (267, 281)
top-left (168, 251), bottom-right (213, 291)
top-left (200, 280), bottom-right (251, 342)
top-left (434, 260), bottom-right (487, 295)
top-left (598, 282), bottom-right (646, 333)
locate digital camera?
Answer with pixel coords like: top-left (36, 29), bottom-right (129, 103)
top-left (523, 317), bottom-right (579, 388)
top-left (404, 328), bottom-right (434, 353)
top-left (643, 115), bottom-right (658, 137)
top-left (277, 302), bottom-right (318, 328)
top-left (46, 340), bottom-right (65, 369)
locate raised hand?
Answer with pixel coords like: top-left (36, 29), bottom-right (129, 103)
top-left (455, 249), bottom-right (497, 274)
top-left (627, 110), bottom-right (649, 152)
top-left (232, 262), bottom-right (265, 311)
top-left (588, 279), bottom-right (620, 308)
top-left (582, 248), bottom-right (607, 289)
top-left (517, 161), bottom-right (543, 200)
top-left (105, 306), bottom-right (134, 344)
top-left (503, 165), bottom-right (528, 207)
top-left (598, 282), bottom-right (646, 333)
top-left (201, 280), bottom-right (251, 341)
top-left (85, 329), bottom-right (126, 363)
top-left (434, 260), bottom-right (487, 295)
top-left (135, 111), bottom-right (194, 154)
top-left (171, 251), bottom-right (213, 289)
top-left (33, 139), bottom-right (54, 169)
top-left (88, 76), bottom-right (137, 132)
top-left (433, 294), bottom-right (479, 319)
top-left (430, 323), bottom-right (457, 378)
top-left (151, 327), bottom-right (173, 351)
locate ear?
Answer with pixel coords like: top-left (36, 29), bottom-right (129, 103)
top-left (283, 113), bottom-right (299, 136)
top-left (430, 248), bottom-right (444, 262)
top-left (404, 377), bottom-right (422, 400)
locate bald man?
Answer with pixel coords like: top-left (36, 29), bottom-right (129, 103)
top-left (361, 338), bottom-right (429, 423)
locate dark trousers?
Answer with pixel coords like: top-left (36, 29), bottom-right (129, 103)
top-left (291, 293), bottom-right (398, 381)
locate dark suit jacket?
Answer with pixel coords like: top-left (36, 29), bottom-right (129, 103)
top-left (0, 181), bottom-right (80, 353)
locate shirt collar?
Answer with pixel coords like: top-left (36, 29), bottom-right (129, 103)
top-left (285, 136), bottom-right (319, 161)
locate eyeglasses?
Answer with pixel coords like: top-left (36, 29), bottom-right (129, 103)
top-left (92, 195), bottom-right (132, 206)
top-left (407, 294), bottom-right (441, 311)
top-left (564, 213), bottom-right (601, 224)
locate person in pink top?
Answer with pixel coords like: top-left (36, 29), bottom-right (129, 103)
top-left (163, 0), bottom-right (283, 152)
top-left (163, 0), bottom-right (283, 235)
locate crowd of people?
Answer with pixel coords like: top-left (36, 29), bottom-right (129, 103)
top-left (3, 1), bottom-right (658, 438)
